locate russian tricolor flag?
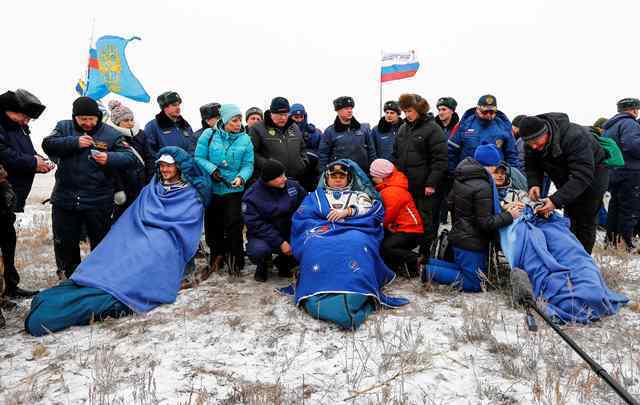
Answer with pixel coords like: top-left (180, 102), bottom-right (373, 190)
top-left (381, 51), bottom-right (420, 83)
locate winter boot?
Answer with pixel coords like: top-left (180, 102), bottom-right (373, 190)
top-left (199, 254), bottom-right (223, 282)
top-left (274, 255), bottom-right (295, 278)
top-left (0, 309), bottom-right (5, 329)
top-left (254, 262), bottom-right (268, 282)
top-left (400, 254), bottom-right (421, 278)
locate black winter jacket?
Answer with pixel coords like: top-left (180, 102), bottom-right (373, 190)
top-left (42, 120), bottom-right (137, 210)
top-left (393, 113), bottom-right (448, 197)
top-left (525, 113), bottom-right (608, 209)
top-left (0, 112), bottom-right (38, 211)
top-left (448, 158), bottom-right (513, 252)
top-left (249, 111), bottom-right (308, 180)
top-left (319, 116), bottom-right (376, 173)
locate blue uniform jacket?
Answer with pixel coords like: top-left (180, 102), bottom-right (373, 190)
top-left (371, 117), bottom-right (403, 161)
top-left (448, 108), bottom-right (520, 172)
top-left (42, 120), bottom-right (137, 210)
top-left (144, 112), bottom-right (196, 158)
top-left (603, 112), bottom-right (640, 171)
top-left (242, 179), bottom-right (307, 250)
top-left (319, 117), bottom-right (376, 173)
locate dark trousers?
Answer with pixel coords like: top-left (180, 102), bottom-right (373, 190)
top-left (565, 192), bottom-right (605, 255)
top-left (0, 218), bottom-right (19, 293)
top-left (606, 171), bottom-right (640, 248)
top-left (246, 237), bottom-right (296, 270)
top-left (414, 190), bottom-right (445, 256)
top-left (439, 177), bottom-right (453, 224)
top-left (381, 232), bottom-right (420, 271)
top-left (207, 192), bottom-right (244, 268)
top-left (52, 206), bottom-right (112, 278)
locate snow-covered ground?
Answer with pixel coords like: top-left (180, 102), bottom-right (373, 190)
top-left (1, 176), bottom-right (639, 405)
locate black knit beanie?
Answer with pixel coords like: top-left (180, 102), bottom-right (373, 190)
top-left (261, 159), bottom-right (286, 182)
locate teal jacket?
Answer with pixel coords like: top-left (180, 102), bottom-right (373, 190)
top-left (194, 123), bottom-right (254, 195)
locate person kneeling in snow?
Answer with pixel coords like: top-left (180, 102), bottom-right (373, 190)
top-left (423, 145), bottom-right (522, 292)
top-left (25, 147), bottom-right (212, 336)
top-left (242, 159), bottom-right (307, 282)
top-left (369, 159), bottom-right (424, 278)
top-left (284, 159), bottom-right (409, 330)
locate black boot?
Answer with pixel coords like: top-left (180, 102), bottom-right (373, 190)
top-left (5, 286), bottom-right (39, 299)
top-left (400, 254), bottom-right (421, 278)
top-left (254, 262), bottom-right (268, 282)
top-left (0, 309), bottom-right (5, 329)
top-left (274, 255), bottom-right (295, 278)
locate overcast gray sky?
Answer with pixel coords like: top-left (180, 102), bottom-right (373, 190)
top-left (3, 0), bottom-right (639, 148)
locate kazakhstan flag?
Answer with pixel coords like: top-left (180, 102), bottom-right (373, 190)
top-left (85, 36), bottom-right (150, 103)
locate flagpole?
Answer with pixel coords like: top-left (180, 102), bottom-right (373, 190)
top-left (84, 18), bottom-right (96, 96)
top-left (379, 50), bottom-right (383, 117)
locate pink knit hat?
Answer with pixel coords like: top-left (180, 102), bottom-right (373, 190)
top-left (369, 159), bottom-right (394, 179)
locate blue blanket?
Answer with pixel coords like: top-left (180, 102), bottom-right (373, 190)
top-left (500, 210), bottom-right (628, 323)
top-left (290, 189), bottom-right (409, 309)
top-left (71, 148), bottom-right (208, 313)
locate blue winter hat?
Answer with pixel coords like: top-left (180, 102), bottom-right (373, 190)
top-left (474, 144), bottom-right (502, 166)
top-left (220, 104), bottom-right (242, 125)
top-left (290, 103), bottom-right (306, 116)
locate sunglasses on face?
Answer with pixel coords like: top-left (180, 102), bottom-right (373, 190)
top-left (479, 109), bottom-right (497, 115)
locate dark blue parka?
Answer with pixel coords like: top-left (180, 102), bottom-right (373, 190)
top-left (144, 112), bottom-right (196, 158)
top-left (319, 117), bottom-right (376, 173)
top-left (603, 112), bottom-right (640, 171)
top-left (371, 116), bottom-right (403, 161)
top-left (0, 113), bottom-right (37, 211)
top-left (242, 179), bottom-right (307, 251)
top-left (448, 108), bottom-right (520, 172)
top-left (42, 120), bottom-right (137, 210)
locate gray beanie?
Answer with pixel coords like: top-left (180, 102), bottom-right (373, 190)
top-left (108, 100), bottom-right (134, 125)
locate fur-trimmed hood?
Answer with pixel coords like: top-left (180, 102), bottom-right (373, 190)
top-left (155, 111), bottom-right (191, 131)
top-left (333, 115), bottom-right (362, 133)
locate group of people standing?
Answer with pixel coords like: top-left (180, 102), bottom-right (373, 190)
top-left (0, 86), bottom-right (638, 317)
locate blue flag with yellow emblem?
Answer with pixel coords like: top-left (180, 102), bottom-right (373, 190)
top-left (81, 35), bottom-right (150, 103)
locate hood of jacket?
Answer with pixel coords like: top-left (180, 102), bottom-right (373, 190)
top-left (155, 146), bottom-right (213, 207)
top-left (454, 157), bottom-right (491, 183)
top-left (0, 109), bottom-right (29, 134)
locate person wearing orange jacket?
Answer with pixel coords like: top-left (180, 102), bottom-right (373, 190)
top-left (370, 159), bottom-right (424, 277)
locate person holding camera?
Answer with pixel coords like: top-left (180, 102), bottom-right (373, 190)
top-left (42, 97), bottom-right (137, 279)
